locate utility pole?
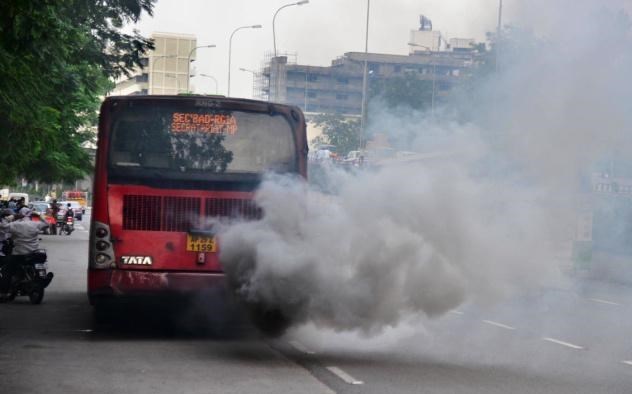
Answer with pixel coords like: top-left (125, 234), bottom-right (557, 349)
top-left (359, 0), bottom-right (370, 149)
top-left (492, 0), bottom-right (503, 128)
top-left (495, 0), bottom-right (503, 73)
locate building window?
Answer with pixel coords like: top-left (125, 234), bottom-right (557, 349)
top-left (308, 91), bottom-right (317, 98)
top-left (307, 74), bottom-right (318, 82)
top-left (139, 58), bottom-right (149, 67)
top-left (136, 74), bottom-right (149, 83)
top-left (336, 93), bottom-right (348, 100)
top-left (288, 87), bottom-right (304, 94)
top-left (336, 77), bottom-right (349, 84)
top-left (394, 65), bottom-right (402, 73)
top-left (287, 71), bottom-right (305, 82)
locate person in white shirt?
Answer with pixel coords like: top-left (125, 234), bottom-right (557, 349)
top-left (0, 212), bottom-right (48, 298)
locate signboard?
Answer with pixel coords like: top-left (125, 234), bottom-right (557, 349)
top-left (170, 112), bottom-right (237, 135)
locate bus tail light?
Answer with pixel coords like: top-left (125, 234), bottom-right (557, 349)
top-left (91, 221), bottom-right (115, 269)
top-left (95, 227), bottom-right (108, 238)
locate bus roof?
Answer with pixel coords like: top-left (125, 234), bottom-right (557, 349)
top-left (102, 95), bottom-right (303, 115)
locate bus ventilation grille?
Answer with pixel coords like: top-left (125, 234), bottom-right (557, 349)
top-left (122, 195), bottom-right (261, 232)
top-left (205, 198), bottom-right (262, 221)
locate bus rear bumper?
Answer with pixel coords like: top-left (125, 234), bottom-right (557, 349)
top-left (88, 269), bottom-right (227, 303)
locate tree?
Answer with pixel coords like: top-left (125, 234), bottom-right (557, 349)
top-left (311, 113), bottom-right (361, 156)
top-left (0, 0), bottom-right (155, 184)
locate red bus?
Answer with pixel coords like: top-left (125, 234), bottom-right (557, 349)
top-left (88, 96), bottom-right (307, 309)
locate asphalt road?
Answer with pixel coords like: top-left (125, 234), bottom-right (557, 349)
top-left (2, 214), bottom-right (632, 393)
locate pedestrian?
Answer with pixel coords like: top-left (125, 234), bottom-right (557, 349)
top-left (50, 199), bottom-right (59, 235)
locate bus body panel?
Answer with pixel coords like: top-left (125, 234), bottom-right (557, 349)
top-left (88, 269), bottom-right (226, 299)
top-left (107, 184), bottom-right (257, 273)
top-left (88, 95), bottom-right (307, 302)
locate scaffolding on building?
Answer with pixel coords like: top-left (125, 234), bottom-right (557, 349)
top-left (256, 51), bottom-right (297, 102)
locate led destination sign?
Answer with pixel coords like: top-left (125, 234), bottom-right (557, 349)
top-left (171, 112), bottom-right (238, 134)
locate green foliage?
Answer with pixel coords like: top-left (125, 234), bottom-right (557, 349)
top-left (311, 113), bottom-right (361, 156)
top-left (0, 0), bottom-right (155, 184)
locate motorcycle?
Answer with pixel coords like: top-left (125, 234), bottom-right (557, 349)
top-left (56, 211), bottom-right (74, 236)
top-left (0, 249), bottom-right (54, 304)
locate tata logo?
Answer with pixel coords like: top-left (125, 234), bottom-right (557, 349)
top-left (121, 256), bottom-right (153, 265)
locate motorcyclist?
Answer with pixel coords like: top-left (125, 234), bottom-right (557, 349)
top-left (0, 211), bottom-right (49, 300)
top-left (60, 203), bottom-right (74, 235)
top-left (64, 203), bottom-right (74, 220)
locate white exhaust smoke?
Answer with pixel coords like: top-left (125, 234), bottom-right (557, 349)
top-left (218, 0), bottom-right (632, 334)
top-left (219, 160), bottom-right (561, 334)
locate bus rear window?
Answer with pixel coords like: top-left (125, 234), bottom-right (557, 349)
top-left (109, 105), bottom-right (296, 177)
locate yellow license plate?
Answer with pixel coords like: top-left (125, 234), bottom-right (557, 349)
top-left (186, 234), bottom-right (217, 252)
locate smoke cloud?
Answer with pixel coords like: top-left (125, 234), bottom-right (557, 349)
top-left (217, 0), bottom-right (632, 334)
top-left (218, 161), bottom-right (560, 334)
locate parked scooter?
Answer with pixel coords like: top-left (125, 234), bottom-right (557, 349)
top-left (0, 249), bottom-right (54, 304)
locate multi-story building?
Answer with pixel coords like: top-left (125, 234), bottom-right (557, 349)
top-left (258, 17), bottom-right (479, 115)
top-left (109, 32), bottom-right (197, 96)
top-left (260, 49), bottom-right (477, 115)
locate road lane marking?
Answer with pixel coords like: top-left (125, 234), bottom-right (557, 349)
top-left (289, 340), bottom-right (316, 355)
top-left (622, 360), bottom-right (632, 366)
top-left (448, 310), bottom-right (464, 315)
top-left (482, 320), bottom-right (516, 330)
top-left (588, 298), bottom-right (622, 306)
top-left (326, 366), bottom-right (364, 385)
top-left (542, 337), bottom-right (584, 350)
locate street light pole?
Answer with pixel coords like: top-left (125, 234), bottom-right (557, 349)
top-left (199, 73), bottom-right (219, 94)
top-left (408, 42), bottom-right (436, 116)
top-left (239, 68), bottom-right (259, 98)
top-left (272, 0), bottom-right (309, 57)
top-left (187, 44), bottom-right (216, 93)
top-left (271, 1), bottom-right (309, 102)
top-left (359, 0), bottom-right (370, 149)
top-left (228, 25), bottom-right (262, 97)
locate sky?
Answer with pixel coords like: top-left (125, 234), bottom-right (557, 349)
top-left (130, 0), bottom-right (502, 99)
